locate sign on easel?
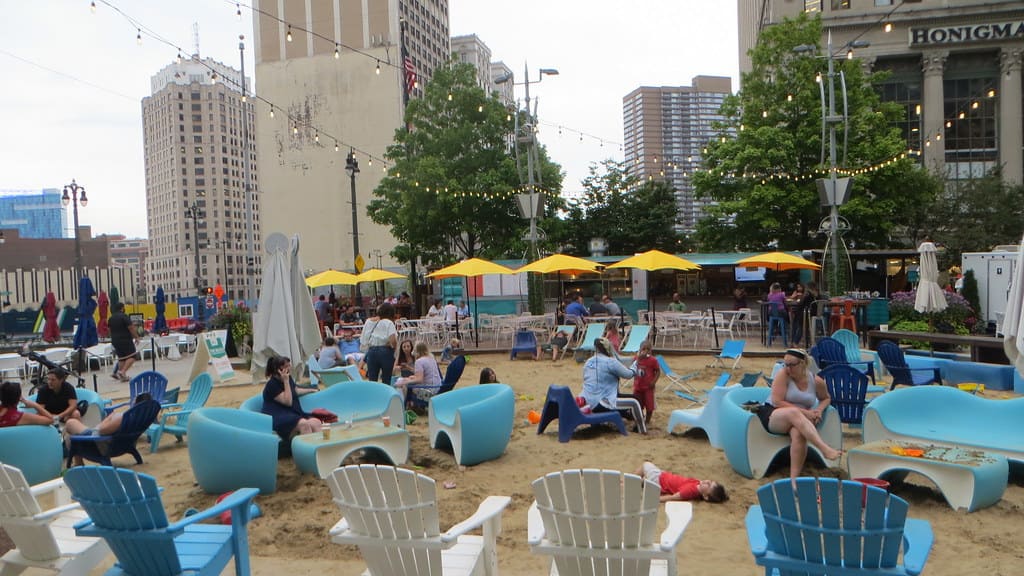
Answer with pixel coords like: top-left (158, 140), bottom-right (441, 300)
top-left (188, 331), bottom-right (236, 384)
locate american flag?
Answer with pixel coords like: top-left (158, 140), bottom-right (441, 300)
top-left (403, 55), bottom-right (417, 95)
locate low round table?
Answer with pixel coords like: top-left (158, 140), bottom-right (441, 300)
top-left (847, 440), bottom-right (1008, 512)
top-left (292, 420), bottom-right (409, 478)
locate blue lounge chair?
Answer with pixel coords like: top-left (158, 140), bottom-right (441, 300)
top-left (820, 364), bottom-right (870, 425)
top-left (64, 466), bottom-right (258, 576)
top-left (146, 372), bottom-right (214, 453)
top-left (746, 477), bottom-right (933, 576)
top-left (656, 355), bottom-right (700, 399)
top-left (667, 383), bottom-right (740, 448)
top-left (711, 339), bottom-right (745, 370)
top-left (737, 372), bottom-right (762, 387)
top-left (510, 329), bottom-right (538, 360)
top-left (877, 340), bottom-right (942, 390)
top-left (306, 355), bottom-right (321, 387)
top-left (619, 325), bottom-right (651, 355)
top-left (67, 399), bottom-right (162, 467)
top-left (572, 323), bottom-right (607, 361)
top-left (187, 407), bottom-right (280, 495)
top-left (536, 385), bottom-right (627, 443)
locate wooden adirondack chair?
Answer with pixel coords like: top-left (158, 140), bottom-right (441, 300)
top-left (746, 477), bottom-right (934, 576)
top-left (327, 464), bottom-right (511, 576)
top-left (146, 372), bottom-right (214, 453)
top-left (528, 469), bottom-right (693, 576)
top-left (0, 462), bottom-right (110, 576)
top-left (67, 399), bottom-right (162, 467)
top-left (63, 466), bottom-right (258, 576)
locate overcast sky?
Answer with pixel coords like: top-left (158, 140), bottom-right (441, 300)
top-left (1, 0), bottom-right (738, 239)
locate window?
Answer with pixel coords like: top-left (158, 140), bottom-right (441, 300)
top-left (831, 0), bottom-right (850, 9)
top-left (804, 0), bottom-right (820, 12)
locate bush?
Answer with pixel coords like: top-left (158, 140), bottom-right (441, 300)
top-left (207, 304), bottom-right (252, 352)
top-left (888, 289), bottom-right (977, 334)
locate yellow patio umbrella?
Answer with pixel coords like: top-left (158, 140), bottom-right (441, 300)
top-left (427, 258), bottom-right (516, 345)
top-left (735, 251), bottom-right (821, 271)
top-left (607, 250), bottom-right (701, 341)
top-left (517, 253), bottom-right (602, 274)
top-left (304, 269), bottom-right (358, 288)
top-left (356, 269), bottom-right (406, 282)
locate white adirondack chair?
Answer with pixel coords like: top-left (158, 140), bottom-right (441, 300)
top-left (327, 464), bottom-right (511, 576)
top-left (0, 462), bottom-right (110, 575)
top-left (528, 469), bottom-right (693, 576)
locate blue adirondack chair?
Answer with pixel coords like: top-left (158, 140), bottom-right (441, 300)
top-left (146, 373), bottom-right (214, 453)
top-left (746, 477), bottom-right (934, 576)
top-left (510, 330), bottom-right (538, 360)
top-left (877, 340), bottom-right (943, 390)
top-left (712, 339), bottom-right (745, 370)
top-left (67, 399), bottom-right (162, 467)
top-left (812, 337), bottom-right (878, 388)
top-left (820, 364), bottom-right (870, 425)
top-left (408, 355), bottom-right (466, 410)
top-left (64, 466), bottom-right (258, 576)
top-left (536, 385), bottom-right (627, 443)
top-left (105, 371), bottom-right (169, 413)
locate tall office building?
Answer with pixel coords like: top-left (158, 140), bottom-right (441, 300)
top-left (737, 0), bottom-right (1024, 184)
top-left (252, 0), bottom-right (450, 273)
top-left (0, 189), bottom-right (67, 239)
top-left (489, 61), bottom-right (514, 105)
top-left (622, 77), bottom-right (733, 232)
top-left (141, 56), bottom-right (257, 303)
top-left (451, 34), bottom-right (493, 91)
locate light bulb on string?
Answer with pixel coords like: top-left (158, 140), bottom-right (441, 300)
top-left (787, 94), bottom-right (793, 102)
top-left (236, 3), bottom-right (242, 20)
top-left (988, 89), bottom-right (996, 97)
top-left (815, 72), bottom-right (822, 83)
top-left (334, 45), bottom-right (340, 59)
top-left (292, 124), bottom-right (298, 135)
top-left (884, 22), bottom-right (893, 33)
top-left (971, 101), bottom-right (979, 109)
top-left (210, 71), bottom-right (217, 84)
top-left (447, 93), bottom-right (453, 101)
top-left (477, 105), bottom-right (483, 112)
top-left (946, 120), bottom-right (952, 128)
top-left (90, 1), bottom-right (96, 13)
top-left (269, 106), bottom-right (275, 118)
top-left (846, 49), bottom-right (854, 60)
top-left (375, 61), bottom-right (381, 75)
top-left (368, 158), bottom-right (372, 167)
top-left (314, 132), bottom-right (319, 143)
top-left (286, 25), bottom-right (293, 42)
top-left (136, 29), bottom-right (142, 45)
top-left (176, 51), bottom-right (183, 65)
top-left (334, 141), bottom-right (339, 152)
top-left (959, 111), bottom-right (965, 119)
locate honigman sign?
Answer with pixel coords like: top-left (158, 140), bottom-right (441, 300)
top-left (910, 21), bottom-right (1024, 46)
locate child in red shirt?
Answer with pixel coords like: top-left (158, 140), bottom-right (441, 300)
top-left (632, 341), bottom-right (660, 426)
top-left (637, 461), bottom-right (727, 503)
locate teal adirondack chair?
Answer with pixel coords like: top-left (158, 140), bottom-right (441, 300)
top-left (64, 466), bottom-right (258, 576)
top-left (146, 373), bottom-right (214, 453)
top-left (746, 477), bottom-right (934, 576)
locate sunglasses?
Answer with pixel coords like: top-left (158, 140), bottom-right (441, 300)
top-left (783, 361), bottom-right (802, 367)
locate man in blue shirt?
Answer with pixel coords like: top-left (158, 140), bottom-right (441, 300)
top-left (338, 329), bottom-right (364, 365)
top-left (565, 295), bottom-right (589, 318)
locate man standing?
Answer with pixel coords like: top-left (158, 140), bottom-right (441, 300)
top-left (667, 293), bottom-right (687, 312)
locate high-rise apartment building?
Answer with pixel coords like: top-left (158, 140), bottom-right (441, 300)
top-left (737, 0), bottom-right (1024, 184)
top-left (251, 0), bottom-right (450, 273)
top-left (141, 56), bottom-right (257, 303)
top-left (0, 189), bottom-right (68, 239)
top-left (622, 77), bottom-right (733, 232)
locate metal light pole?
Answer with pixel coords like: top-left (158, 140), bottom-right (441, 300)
top-left (345, 149), bottom-right (362, 306)
top-left (218, 239), bottom-right (229, 293)
top-left (61, 180), bottom-right (88, 281)
top-left (186, 201), bottom-right (203, 299)
top-left (240, 35), bottom-right (256, 308)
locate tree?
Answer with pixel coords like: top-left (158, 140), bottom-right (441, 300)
top-left (367, 63), bottom-right (562, 267)
top-left (692, 13), bottom-right (941, 252)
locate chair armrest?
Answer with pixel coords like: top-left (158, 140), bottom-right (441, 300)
top-left (69, 433), bottom-right (113, 443)
top-left (328, 517), bottom-right (349, 537)
top-left (902, 518), bottom-right (934, 575)
top-left (29, 477), bottom-right (67, 498)
top-left (161, 408), bottom-right (194, 419)
top-left (526, 501), bottom-right (545, 545)
top-left (440, 495), bottom-right (511, 543)
top-left (33, 502), bottom-right (83, 522)
top-left (105, 401), bottom-right (128, 414)
top-left (659, 501), bottom-right (693, 551)
top-left (167, 487), bottom-right (259, 531)
top-left (745, 506), bottom-right (767, 556)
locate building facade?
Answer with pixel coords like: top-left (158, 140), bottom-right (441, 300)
top-left (0, 189), bottom-right (68, 239)
top-left (622, 77), bottom-right (733, 232)
top-left (141, 56), bottom-right (257, 303)
top-left (451, 34), bottom-right (493, 91)
top-left (489, 61), bottom-right (514, 105)
top-left (738, 0), bottom-right (1024, 184)
top-left (102, 234), bottom-right (150, 299)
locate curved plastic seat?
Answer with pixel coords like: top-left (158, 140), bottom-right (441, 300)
top-left (187, 407), bottom-right (279, 494)
top-left (240, 380), bottom-right (404, 427)
top-left (429, 384), bottom-right (514, 466)
top-left (667, 384), bottom-right (739, 448)
top-left (0, 425), bottom-right (63, 485)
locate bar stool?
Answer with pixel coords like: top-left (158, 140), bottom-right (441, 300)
top-left (836, 300), bottom-right (857, 333)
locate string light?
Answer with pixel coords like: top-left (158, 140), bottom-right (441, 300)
top-left (90, 1), bottom-right (96, 13)
top-left (883, 22), bottom-right (893, 33)
top-left (447, 93), bottom-right (453, 101)
top-left (334, 141), bottom-right (339, 152)
top-left (477, 105), bottom-right (483, 112)
top-left (334, 44), bottom-right (340, 59)
top-left (136, 29), bottom-right (142, 45)
top-left (292, 124), bottom-right (299, 135)
top-left (286, 25), bottom-right (292, 42)
top-left (236, 3), bottom-right (242, 20)
top-left (176, 51), bottom-right (182, 64)
top-left (269, 105), bottom-right (275, 118)
top-left (375, 60), bottom-right (380, 75)
top-left (314, 132), bottom-right (319, 143)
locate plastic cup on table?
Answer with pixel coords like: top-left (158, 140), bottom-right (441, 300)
top-left (322, 423), bottom-right (331, 440)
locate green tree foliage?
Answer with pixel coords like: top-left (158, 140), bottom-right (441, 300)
top-left (919, 171), bottom-right (1024, 263)
top-left (692, 13), bottom-right (941, 252)
top-left (555, 160), bottom-right (682, 255)
top-left (367, 63), bottom-right (561, 267)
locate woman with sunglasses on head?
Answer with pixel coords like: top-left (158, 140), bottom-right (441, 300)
top-left (758, 348), bottom-right (841, 481)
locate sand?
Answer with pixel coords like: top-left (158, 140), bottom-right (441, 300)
top-left (16, 353), bottom-right (1024, 575)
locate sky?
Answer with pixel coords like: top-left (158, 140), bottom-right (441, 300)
top-left (1, 0), bottom-right (738, 239)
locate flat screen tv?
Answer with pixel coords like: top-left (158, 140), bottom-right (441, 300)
top-left (734, 266), bottom-right (767, 282)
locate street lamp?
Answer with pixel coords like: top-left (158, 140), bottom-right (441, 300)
top-left (61, 180), bottom-right (88, 281)
top-left (345, 149), bottom-right (362, 307)
top-left (185, 201), bottom-right (203, 299)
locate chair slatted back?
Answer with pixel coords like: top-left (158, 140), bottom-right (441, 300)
top-left (575, 323), bottom-right (606, 352)
top-left (877, 341), bottom-right (913, 385)
top-left (63, 466), bottom-right (180, 576)
top-left (129, 371), bottom-right (168, 404)
top-left (306, 355), bottom-right (321, 387)
top-left (820, 365), bottom-right (869, 424)
top-left (532, 469), bottom-right (660, 575)
top-left (0, 463), bottom-right (60, 562)
top-left (738, 372), bottom-right (762, 387)
top-left (439, 355), bottom-right (466, 395)
top-left (327, 464), bottom-right (442, 575)
top-left (756, 478), bottom-right (908, 572)
top-left (831, 329), bottom-right (863, 364)
top-left (177, 373), bottom-right (213, 425)
top-left (812, 337), bottom-right (848, 368)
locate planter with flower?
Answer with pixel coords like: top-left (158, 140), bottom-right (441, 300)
top-left (887, 290), bottom-right (977, 351)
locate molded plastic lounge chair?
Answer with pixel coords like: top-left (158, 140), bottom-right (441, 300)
top-left (327, 464), bottom-right (511, 576)
top-left (71, 387), bottom-right (108, 428)
top-left (877, 340), bottom-right (942, 390)
top-left (820, 364), bottom-right (869, 425)
top-left (619, 324), bottom-right (651, 355)
top-left (239, 381), bottom-right (405, 434)
top-left (528, 468), bottom-right (693, 576)
top-left (429, 383), bottom-right (514, 465)
top-left (746, 477), bottom-right (933, 576)
top-left (0, 426), bottom-right (63, 486)
top-left (572, 323), bottom-right (606, 361)
top-left (536, 385), bottom-right (627, 443)
top-left (712, 339), bottom-right (745, 370)
top-left (64, 466), bottom-right (259, 576)
top-left (719, 387), bottom-right (842, 479)
top-left (146, 372), bottom-right (214, 453)
top-left (656, 355), bottom-right (700, 399)
top-left (105, 370), bottom-right (169, 413)
top-left (812, 336), bottom-right (879, 389)
top-left (187, 407), bottom-right (279, 494)
top-left (0, 463), bottom-right (110, 576)
top-left (67, 399), bottom-right (162, 467)
top-left (408, 355), bottom-right (467, 410)
top-left (510, 329), bottom-right (538, 360)
top-left (667, 384), bottom-right (740, 448)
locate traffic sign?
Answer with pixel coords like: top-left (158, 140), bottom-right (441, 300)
top-left (355, 254), bottom-right (365, 273)
top-left (205, 296), bottom-right (215, 309)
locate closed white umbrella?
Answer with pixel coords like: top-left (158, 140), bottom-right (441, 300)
top-left (914, 241), bottom-right (947, 314)
top-left (1002, 236), bottom-right (1024, 377)
top-left (289, 235), bottom-right (323, 377)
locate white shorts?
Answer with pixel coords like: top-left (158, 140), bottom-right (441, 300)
top-left (641, 462), bottom-right (661, 485)
top-left (345, 353), bottom-right (365, 364)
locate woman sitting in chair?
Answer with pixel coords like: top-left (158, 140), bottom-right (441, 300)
top-left (64, 393), bottom-right (153, 466)
top-left (579, 338), bottom-right (646, 434)
top-left (261, 356), bottom-right (321, 440)
top-left (394, 341), bottom-right (443, 406)
top-left (0, 382), bottom-right (56, 428)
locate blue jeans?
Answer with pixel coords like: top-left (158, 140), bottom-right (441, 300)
top-left (364, 346), bottom-right (394, 385)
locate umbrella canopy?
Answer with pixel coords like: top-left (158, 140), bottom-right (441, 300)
top-left (914, 241), bottom-right (947, 314)
top-left (1002, 236), bottom-right (1024, 377)
top-left (42, 292), bottom-right (61, 343)
top-left (97, 291), bottom-right (109, 338)
top-left (305, 268), bottom-right (358, 288)
top-left (517, 253), bottom-right (602, 275)
top-left (427, 258), bottom-right (516, 279)
top-left (606, 250), bottom-right (701, 272)
top-left (109, 286), bottom-right (120, 309)
top-left (735, 251), bottom-right (821, 271)
top-left (289, 235), bottom-right (322, 375)
top-left (72, 277), bottom-right (98, 350)
top-left (153, 287), bottom-right (168, 334)
top-left (356, 269), bottom-right (406, 283)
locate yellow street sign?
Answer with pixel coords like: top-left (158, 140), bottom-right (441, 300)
top-left (354, 254), bottom-right (365, 273)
